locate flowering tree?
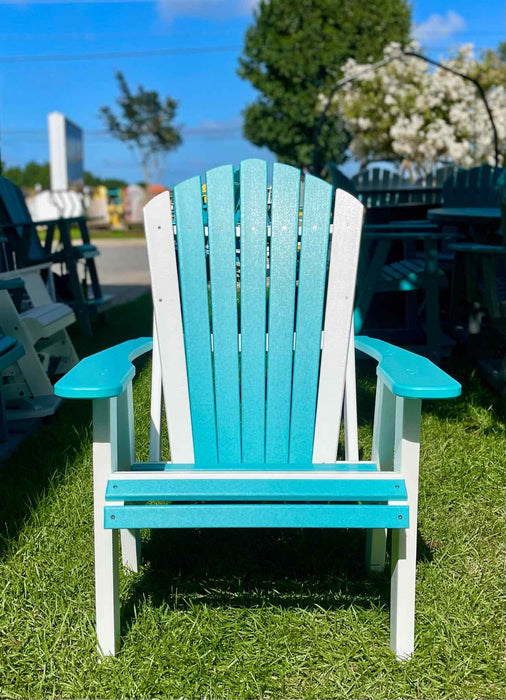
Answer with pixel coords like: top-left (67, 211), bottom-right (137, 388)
top-left (328, 42), bottom-right (506, 177)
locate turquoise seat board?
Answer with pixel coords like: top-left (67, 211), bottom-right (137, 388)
top-left (54, 159), bottom-right (461, 660)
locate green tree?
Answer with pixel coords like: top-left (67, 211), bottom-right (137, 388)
top-left (100, 72), bottom-right (182, 187)
top-left (84, 172), bottom-right (128, 189)
top-left (1, 161), bottom-right (127, 190)
top-left (3, 161), bottom-right (50, 189)
top-left (238, 0), bottom-right (411, 177)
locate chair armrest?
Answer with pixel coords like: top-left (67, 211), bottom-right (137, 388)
top-left (0, 277), bottom-right (25, 291)
top-left (55, 337), bottom-right (153, 399)
top-left (355, 336), bottom-right (461, 399)
top-left (0, 262), bottom-right (53, 277)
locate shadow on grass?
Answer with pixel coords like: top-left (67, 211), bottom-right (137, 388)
top-left (122, 527), bottom-right (389, 624)
top-left (0, 294), bottom-right (153, 559)
top-left (120, 526), bottom-right (433, 640)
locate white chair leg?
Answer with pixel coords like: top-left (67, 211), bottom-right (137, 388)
top-left (366, 379), bottom-right (395, 572)
top-left (366, 528), bottom-right (388, 572)
top-left (117, 383), bottom-right (141, 572)
top-left (390, 396), bottom-right (421, 660)
top-left (93, 398), bottom-right (120, 656)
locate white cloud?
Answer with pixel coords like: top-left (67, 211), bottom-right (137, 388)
top-left (157, 0), bottom-right (258, 22)
top-left (413, 10), bottom-right (466, 43)
top-left (183, 119), bottom-right (242, 139)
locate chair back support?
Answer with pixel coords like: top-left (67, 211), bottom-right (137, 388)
top-left (0, 176), bottom-right (47, 262)
top-left (144, 160), bottom-right (364, 466)
top-left (442, 164), bottom-right (506, 207)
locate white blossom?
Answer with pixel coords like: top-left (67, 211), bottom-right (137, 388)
top-left (323, 41), bottom-right (506, 174)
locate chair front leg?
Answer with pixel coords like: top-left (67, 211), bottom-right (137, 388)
top-left (366, 378), bottom-right (395, 572)
top-left (390, 396), bottom-right (421, 660)
top-left (92, 397), bottom-right (121, 657)
top-left (117, 382), bottom-right (141, 572)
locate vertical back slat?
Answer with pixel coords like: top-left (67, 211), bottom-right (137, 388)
top-left (312, 189), bottom-right (364, 463)
top-left (206, 165), bottom-right (241, 463)
top-left (143, 191), bottom-right (194, 463)
top-left (344, 318), bottom-right (359, 461)
top-left (265, 163), bottom-right (300, 463)
top-left (240, 159), bottom-right (268, 463)
top-left (173, 177), bottom-right (218, 464)
top-left (289, 174), bottom-right (332, 463)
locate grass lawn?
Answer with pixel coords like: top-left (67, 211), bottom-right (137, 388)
top-left (73, 226), bottom-right (146, 240)
top-left (0, 293), bottom-right (504, 699)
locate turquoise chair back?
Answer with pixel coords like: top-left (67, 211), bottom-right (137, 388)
top-left (146, 159), bottom-right (364, 466)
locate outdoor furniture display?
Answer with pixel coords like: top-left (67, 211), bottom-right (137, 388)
top-left (428, 178), bottom-right (506, 394)
top-left (0, 333), bottom-right (25, 440)
top-left (354, 227), bottom-right (453, 363)
top-left (0, 175), bottom-right (113, 335)
top-left (441, 164), bottom-right (505, 210)
top-left (353, 166), bottom-right (505, 365)
top-left (54, 159), bottom-right (460, 660)
top-left (427, 167), bottom-right (504, 336)
top-left (0, 264), bottom-right (78, 419)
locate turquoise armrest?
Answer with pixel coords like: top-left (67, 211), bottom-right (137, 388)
top-left (355, 336), bottom-right (461, 399)
top-left (55, 337), bottom-right (153, 399)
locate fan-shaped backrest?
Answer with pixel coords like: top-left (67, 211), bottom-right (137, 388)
top-left (0, 176), bottom-right (46, 262)
top-left (144, 160), bottom-right (364, 466)
top-left (443, 164), bottom-right (505, 207)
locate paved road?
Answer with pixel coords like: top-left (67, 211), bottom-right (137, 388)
top-left (93, 237), bottom-right (151, 307)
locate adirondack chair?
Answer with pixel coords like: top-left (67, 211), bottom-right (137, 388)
top-left (0, 333), bottom-right (25, 440)
top-left (0, 266), bottom-right (78, 418)
top-left (351, 166), bottom-right (457, 208)
top-left (443, 164), bottom-right (505, 209)
top-left (54, 160), bottom-right (460, 660)
top-left (0, 175), bottom-right (113, 335)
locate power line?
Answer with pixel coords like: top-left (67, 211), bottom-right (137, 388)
top-left (0, 45), bottom-right (241, 63)
top-left (0, 40), bottom-right (501, 64)
top-left (1, 125), bottom-right (243, 142)
top-left (1, 29), bottom-right (502, 40)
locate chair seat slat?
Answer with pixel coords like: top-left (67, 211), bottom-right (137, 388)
top-left (104, 503), bottom-right (409, 530)
top-left (106, 472), bottom-right (407, 501)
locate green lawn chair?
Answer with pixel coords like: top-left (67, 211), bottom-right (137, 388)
top-left (54, 160), bottom-right (460, 659)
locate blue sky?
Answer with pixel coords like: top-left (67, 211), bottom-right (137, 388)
top-left (0, 0), bottom-right (504, 185)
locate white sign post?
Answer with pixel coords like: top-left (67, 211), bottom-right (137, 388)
top-left (48, 111), bottom-right (84, 191)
